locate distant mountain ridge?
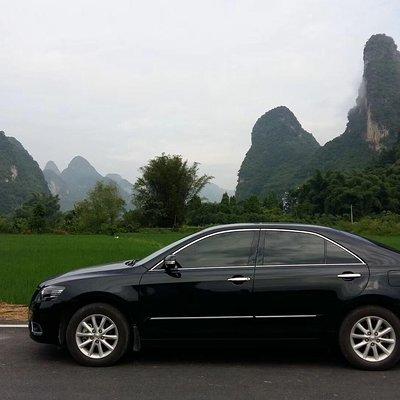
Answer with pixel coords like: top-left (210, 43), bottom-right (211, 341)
top-left (236, 34), bottom-right (400, 199)
top-left (0, 131), bottom-right (49, 214)
top-left (43, 157), bottom-right (231, 210)
top-left (105, 173), bottom-right (135, 196)
top-left (200, 182), bottom-right (234, 202)
top-left (43, 157), bottom-right (135, 211)
top-left (44, 160), bottom-right (61, 175)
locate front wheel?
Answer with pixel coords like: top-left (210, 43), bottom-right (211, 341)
top-left (66, 303), bottom-right (130, 367)
top-left (339, 306), bottom-right (400, 370)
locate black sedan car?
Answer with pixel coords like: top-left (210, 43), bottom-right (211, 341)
top-left (29, 224), bottom-right (400, 370)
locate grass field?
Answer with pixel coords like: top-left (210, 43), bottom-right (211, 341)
top-left (1, 233), bottom-right (400, 305)
top-left (366, 235), bottom-right (400, 249)
top-left (0, 232), bottom-right (187, 304)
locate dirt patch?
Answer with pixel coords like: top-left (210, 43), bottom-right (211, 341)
top-left (0, 302), bottom-right (28, 322)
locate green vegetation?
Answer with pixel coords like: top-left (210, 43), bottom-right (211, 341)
top-left (308, 128), bottom-right (375, 174)
top-left (0, 131), bottom-right (49, 215)
top-left (134, 153), bottom-right (212, 227)
top-left (289, 165), bottom-right (400, 218)
top-left (363, 34), bottom-right (400, 142)
top-left (13, 193), bottom-right (61, 233)
top-left (236, 106), bottom-right (320, 200)
top-left (1, 182), bottom-right (128, 235)
top-left (289, 136), bottom-right (400, 219)
top-left (367, 235), bottom-right (400, 249)
top-left (5, 177), bottom-right (400, 235)
top-left (0, 231), bottom-right (189, 304)
top-left (69, 181), bottom-right (125, 235)
top-left (187, 192), bottom-right (285, 225)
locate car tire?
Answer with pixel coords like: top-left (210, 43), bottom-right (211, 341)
top-left (339, 305), bottom-right (400, 370)
top-left (65, 303), bottom-right (130, 367)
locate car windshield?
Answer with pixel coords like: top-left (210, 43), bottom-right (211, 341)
top-left (134, 231), bottom-right (201, 266)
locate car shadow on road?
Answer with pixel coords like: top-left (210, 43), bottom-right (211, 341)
top-left (133, 341), bottom-right (347, 368)
top-left (34, 340), bottom-right (352, 370)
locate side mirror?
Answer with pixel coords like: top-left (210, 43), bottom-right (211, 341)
top-left (164, 255), bottom-right (179, 270)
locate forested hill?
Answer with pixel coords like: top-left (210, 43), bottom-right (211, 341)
top-left (0, 131), bottom-right (49, 214)
top-left (236, 106), bottom-right (320, 200)
top-left (309, 34), bottom-right (400, 172)
top-left (236, 34), bottom-right (400, 200)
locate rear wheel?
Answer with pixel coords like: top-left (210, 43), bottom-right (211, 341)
top-left (339, 306), bottom-right (400, 370)
top-left (66, 303), bottom-right (130, 366)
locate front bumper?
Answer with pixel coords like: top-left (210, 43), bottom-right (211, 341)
top-left (29, 296), bottom-right (64, 345)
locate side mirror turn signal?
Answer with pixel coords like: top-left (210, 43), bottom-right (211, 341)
top-left (164, 255), bottom-right (179, 271)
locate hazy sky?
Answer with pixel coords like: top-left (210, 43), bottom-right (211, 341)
top-left (1, 1), bottom-right (399, 188)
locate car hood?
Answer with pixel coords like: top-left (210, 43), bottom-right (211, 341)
top-left (40, 261), bottom-right (132, 287)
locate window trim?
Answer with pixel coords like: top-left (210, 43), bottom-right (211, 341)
top-left (259, 228), bottom-right (365, 266)
top-left (149, 227), bottom-right (366, 271)
top-left (149, 229), bottom-right (260, 271)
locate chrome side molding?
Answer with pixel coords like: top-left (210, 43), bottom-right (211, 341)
top-left (149, 316), bottom-right (253, 320)
top-left (255, 315), bottom-right (317, 319)
top-left (149, 315), bottom-right (318, 321)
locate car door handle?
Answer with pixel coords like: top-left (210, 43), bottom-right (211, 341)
top-left (337, 273), bottom-right (362, 279)
top-left (227, 276), bottom-right (251, 283)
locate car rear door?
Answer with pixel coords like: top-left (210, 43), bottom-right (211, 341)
top-left (252, 229), bottom-right (369, 338)
top-left (139, 229), bottom-right (260, 340)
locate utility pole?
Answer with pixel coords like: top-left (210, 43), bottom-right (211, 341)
top-left (350, 204), bottom-right (354, 224)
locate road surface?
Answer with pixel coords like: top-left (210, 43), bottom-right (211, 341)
top-left (1, 327), bottom-right (399, 400)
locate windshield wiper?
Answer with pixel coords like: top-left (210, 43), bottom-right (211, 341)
top-left (125, 259), bottom-right (137, 266)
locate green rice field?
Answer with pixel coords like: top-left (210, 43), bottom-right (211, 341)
top-left (1, 233), bottom-right (399, 305)
top-left (0, 232), bottom-right (187, 304)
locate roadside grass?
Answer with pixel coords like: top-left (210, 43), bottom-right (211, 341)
top-left (365, 235), bottom-right (400, 249)
top-left (0, 232), bottom-right (187, 304)
top-left (1, 232), bottom-right (400, 305)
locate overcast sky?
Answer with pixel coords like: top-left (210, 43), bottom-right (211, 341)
top-left (1, 0), bottom-right (399, 189)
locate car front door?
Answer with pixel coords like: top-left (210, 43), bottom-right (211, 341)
top-left (253, 229), bottom-right (369, 338)
top-left (139, 229), bottom-right (259, 340)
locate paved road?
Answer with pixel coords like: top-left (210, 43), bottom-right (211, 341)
top-left (1, 328), bottom-right (400, 400)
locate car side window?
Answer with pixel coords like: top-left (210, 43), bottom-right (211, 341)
top-left (264, 231), bottom-right (325, 265)
top-left (326, 241), bottom-right (360, 264)
top-left (175, 231), bottom-right (257, 268)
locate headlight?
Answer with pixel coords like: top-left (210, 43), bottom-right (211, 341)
top-left (39, 285), bottom-right (65, 301)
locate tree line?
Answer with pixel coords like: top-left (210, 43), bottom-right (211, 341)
top-left (2, 147), bottom-right (400, 235)
top-left (0, 154), bottom-right (212, 234)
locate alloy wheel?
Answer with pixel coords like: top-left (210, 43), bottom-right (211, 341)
top-left (350, 316), bottom-right (396, 362)
top-left (75, 314), bottom-right (119, 359)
